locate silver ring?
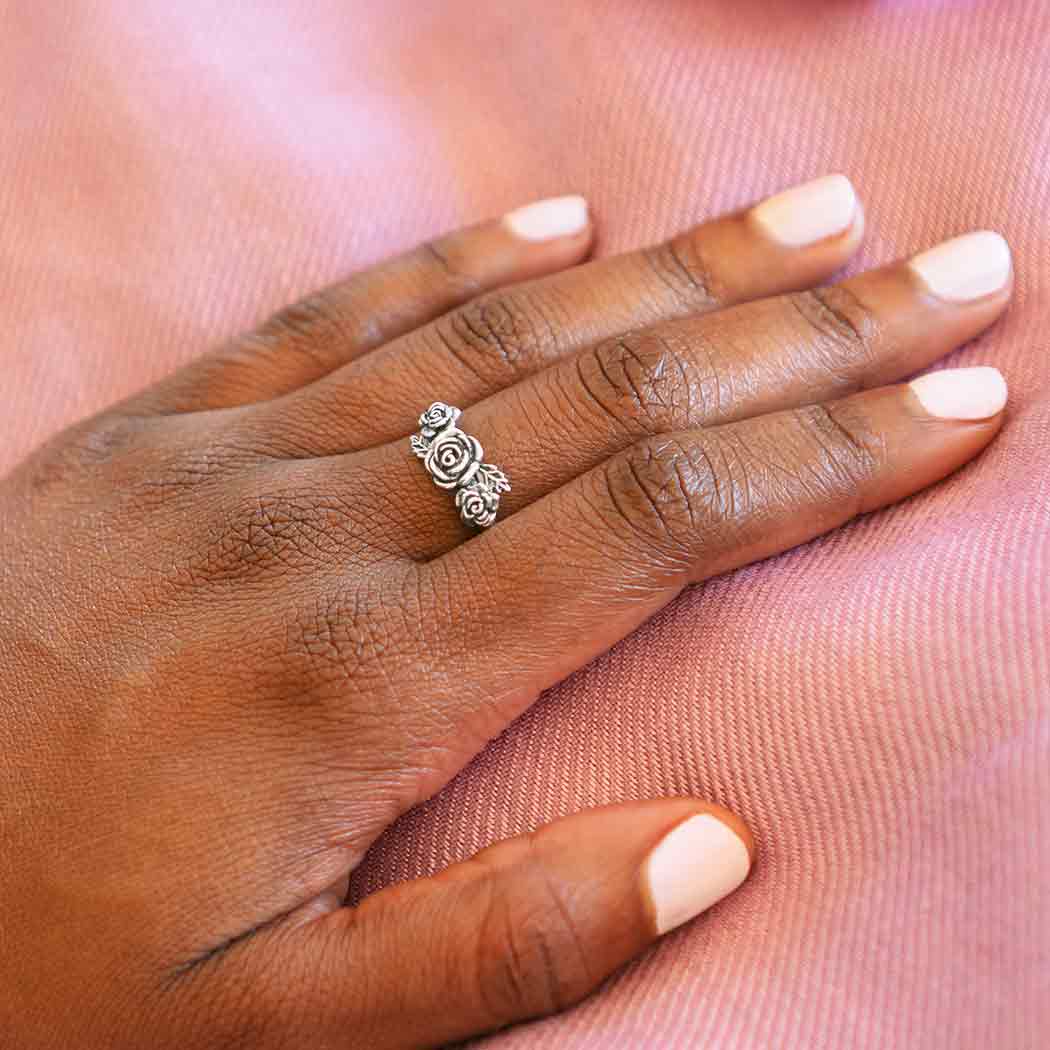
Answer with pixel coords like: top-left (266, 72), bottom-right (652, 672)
top-left (410, 402), bottom-right (510, 528)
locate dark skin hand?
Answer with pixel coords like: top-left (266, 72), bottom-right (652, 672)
top-left (0, 177), bottom-right (1012, 1047)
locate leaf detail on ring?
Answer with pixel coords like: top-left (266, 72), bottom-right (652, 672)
top-left (410, 434), bottom-right (430, 458)
top-left (476, 462), bottom-right (511, 494)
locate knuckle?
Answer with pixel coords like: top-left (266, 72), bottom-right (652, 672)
top-left (227, 493), bottom-right (324, 571)
top-left (249, 288), bottom-right (363, 364)
top-left (193, 457), bottom-right (409, 587)
top-left (473, 836), bottom-right (594, 1023)
top-left (281, 572), bottom-right (432, 739)
top-left (578, 330), bottom-right (700, 435)
top-left (64, 413), bottom-right (141, 466)
top-left (418, 237), bottom-right (482, 296)
top-left (786, 285), bottom-right (879, 385)
top-left (22, 413), bottom-right (141, 496)
top-left (196, 484), bottom-right (340, 583)
top-left (289, 582), bottom-right (389, 688)
top-left (643, 233), bottom-right (721, 309)
top-left (791, 401), bottom-right (883, 494)
top-left (435, 290), bottom-right (557, 384)
top-left (601, 435), bottom-right (726, 551)
top-left (23, 415), bottom-right (250, 510)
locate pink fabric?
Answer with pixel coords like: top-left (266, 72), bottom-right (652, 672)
top-left (4, 2), bottom-right (1048, 1045)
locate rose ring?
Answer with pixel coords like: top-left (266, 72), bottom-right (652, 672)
top-left (410, 402), bottom-right (511, 528)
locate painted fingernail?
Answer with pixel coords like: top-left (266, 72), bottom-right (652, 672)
top-left (644, 814), bottom-right (752, 935)
top-left (909, 231), bottom-right (1012, 302)
top-left (503, 195), bottom-right (589, 242)
top-left (909, 366), bottom-right (1008, 420)
top-left (751, 174), bottom-right (859, 247)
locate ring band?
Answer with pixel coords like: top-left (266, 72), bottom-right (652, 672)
top-left (410, 402), bottom-right (510, 528)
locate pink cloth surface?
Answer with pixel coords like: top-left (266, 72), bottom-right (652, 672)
top-left (3, 1), bottom-right (1049, 1046)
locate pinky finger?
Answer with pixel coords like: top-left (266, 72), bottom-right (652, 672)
top-left (130, 195), bottom-right (593, 414)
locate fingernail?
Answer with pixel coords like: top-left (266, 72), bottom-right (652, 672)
top-left (909, 231), bottom-right (1012, 302)
top-left (751, 174), bottom-right (859, 247)
top-left (909, 366), bottom-right (1008, 420)
top-left (503, 195), bottom-right (589, 242)
top-left (644, 814), bottom-right (752, 935)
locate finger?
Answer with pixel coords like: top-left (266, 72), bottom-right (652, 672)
top-left (263, 800), bottom-right (753, 1049)
top-left (129, 196), bottom-right (594, 414)
top-left (359, 229), bottom-right (1013, 559)
top-left (419, 368), bottom-right (1007, 741)
top-left (243, 174), bottom-right (865, 456)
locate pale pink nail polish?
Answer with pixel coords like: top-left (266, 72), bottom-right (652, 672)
top-left (909, 231), bottom-right (1012, 302)
top-left (503, 195), bottom-right (589, 242)
top-left (909, 366), bottom-right (1008, 420)
top-left (644, 814), bottom-right (752, 935)
top-left (751, 174), bottom-right (859, 247)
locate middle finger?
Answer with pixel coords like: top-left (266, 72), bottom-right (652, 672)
top-left (239, 174), bottom-right (864, 457)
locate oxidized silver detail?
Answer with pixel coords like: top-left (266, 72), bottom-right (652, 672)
top-left (411, 402), bottom-right (510, 528)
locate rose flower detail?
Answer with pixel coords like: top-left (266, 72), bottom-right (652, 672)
top-left (418, 401), bottom-right (461, 440)
top-left (456, 484), bottom-right (500, 528)
top-left (424, 428), bottom-right (483, 489)
top-left (412, 404), bottom-right (509, 527)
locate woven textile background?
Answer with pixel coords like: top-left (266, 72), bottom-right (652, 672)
top-left (2, 2), bottom-right (1048, 1046)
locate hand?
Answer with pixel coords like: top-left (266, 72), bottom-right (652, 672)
top-left (0, 177), bottom-right (1011, 1048)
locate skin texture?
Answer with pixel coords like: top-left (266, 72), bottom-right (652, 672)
top-left (0, 187), bottom-right (1011, 1049)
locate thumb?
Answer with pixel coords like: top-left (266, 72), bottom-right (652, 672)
top-left (286, 799), bottom-right (754, 1049)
